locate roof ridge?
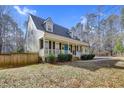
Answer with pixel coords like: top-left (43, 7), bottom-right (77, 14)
top-left (30, 14), bottom-right (71, 38)
top-left (30, 14), bottom-right (45, 22)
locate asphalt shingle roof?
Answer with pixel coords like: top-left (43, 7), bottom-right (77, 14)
top-left (30, 14), bottom-right (71, 38)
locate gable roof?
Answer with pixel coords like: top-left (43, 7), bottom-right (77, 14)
top-left (30, 14), bottom-right (71, 38)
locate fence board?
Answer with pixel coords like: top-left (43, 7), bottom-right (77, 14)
top-left (0, 55), bottom-right (4, 66)
top-left (0, 53), bottom-right (39, 67)
top-left (4, 55), bottom-right (11, 66)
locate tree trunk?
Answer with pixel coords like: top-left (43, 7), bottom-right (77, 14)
top-left (0, 25), bottom-right (2, 53)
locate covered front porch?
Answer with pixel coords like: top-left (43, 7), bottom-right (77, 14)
top-left (43, 32), bottom-right (89, 57)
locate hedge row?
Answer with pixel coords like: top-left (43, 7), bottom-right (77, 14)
top-left (45, 54), bottom-right (72, 63)
top-left (58, 54), bottom-right (72, 62)
top-left (80, 54), bottom-right (95, 60)
top-left (46, 54), bottom-right (95, 64)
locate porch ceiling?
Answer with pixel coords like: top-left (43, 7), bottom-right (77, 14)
top-left (44, 32), bottom-right (89, 46)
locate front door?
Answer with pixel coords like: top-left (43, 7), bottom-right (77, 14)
top-left (64, 44), bottom-right (68, 54)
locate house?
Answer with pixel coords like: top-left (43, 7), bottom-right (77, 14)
top-left (25, 14), bottom-right (89, 61)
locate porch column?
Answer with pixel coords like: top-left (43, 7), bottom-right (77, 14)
top-left (43, 37), bottom-right (45, 51)
top-left (68, 42), bottom-right (69, 54)
top-left (81, 46), bottom-right (83, 55)
top-left (51, 41), bottom-right (53, 54)
top-left (75, 43), bottom-right (77, 56)
top-left (43, 37), bottom-right (45, 61)
top-left (48, 40), bottom-right (49, 55)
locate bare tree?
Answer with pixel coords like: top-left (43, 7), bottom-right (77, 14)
top-left (0, 6), bottom-right (10, 52)
top-left (0, 6), bottom-right (24, 53)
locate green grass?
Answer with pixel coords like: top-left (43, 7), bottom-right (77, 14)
top-left (0, 59), bottom-right (124, 87)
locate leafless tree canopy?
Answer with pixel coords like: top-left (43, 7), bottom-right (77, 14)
top-left (0, 6), bottom-right (24, 53)
top-left (71, 6), bottom-right (124, 56)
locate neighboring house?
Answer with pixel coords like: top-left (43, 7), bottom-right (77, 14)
top-left (25, 14), bottom-right (89, 61)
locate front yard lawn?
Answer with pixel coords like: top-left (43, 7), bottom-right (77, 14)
top-left (0, 58), bottom-right (124, 88)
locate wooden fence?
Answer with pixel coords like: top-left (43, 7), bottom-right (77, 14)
top-left (0, 53), bottom-right (39, 67)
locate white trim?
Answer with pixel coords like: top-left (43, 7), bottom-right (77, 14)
top-left (68, 42), bottom-right (69, 54)
top-left (45, 32), bottom-right (89, 46)
top-left (29, 15), bottom-right (37, 30)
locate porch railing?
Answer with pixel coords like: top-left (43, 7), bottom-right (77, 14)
top-left (45, 49), bottom-right (60, 56)
top-left (45, 48), bottom-right (84, 57)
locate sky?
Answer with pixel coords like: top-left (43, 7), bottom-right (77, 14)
top-left (11, 5), bottom-right (121, 33)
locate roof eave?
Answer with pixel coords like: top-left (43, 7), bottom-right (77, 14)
top-left (44, 32), bottom-right (89, 46)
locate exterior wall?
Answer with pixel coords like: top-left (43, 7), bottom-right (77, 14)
top-left (35, 29), bottom-right (45, 58)
top-left (25, 15), bottom-right (45, 57)
top-left (25, 15), bottom-right (36, 52)
top-left (82, 46), bottom-right (89, 54)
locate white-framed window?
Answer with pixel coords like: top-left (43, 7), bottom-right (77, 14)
top-left (45, 18), bottom-right (53, 32)
top-left (39, 38), bottom-right (43, 49)
top-left (45, 40), bottom-right (49, 49)
top-left (47, 24), bottom-right (52, 32)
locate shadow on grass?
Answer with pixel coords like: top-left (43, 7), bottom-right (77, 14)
top-left (55, 59), bottom-right (124, 71)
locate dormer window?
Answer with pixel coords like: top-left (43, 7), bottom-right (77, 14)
top-left (44, 17), bottom-right (53, 32)
top-left (47, 23), bottom-right (52, 32)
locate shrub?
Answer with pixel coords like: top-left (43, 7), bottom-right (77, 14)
top-left (80, 55), bottom-right (87, 60)
top-left (80, 54), bottom-right (95, 60)
top-left (46, 54), bottom-right (56, 64)
top-left (57, 54), bottom-right (72, 62)
top-left (58, 54), bottom-right (66, 62)
top-left (88, 54), bottom-right (93, 59)
top-left (67, 54), bottom-right (73, 61)
top-left (92, 54), bottom-right (95, 58)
